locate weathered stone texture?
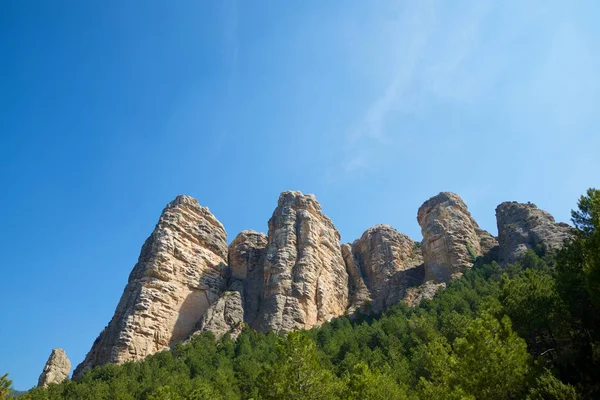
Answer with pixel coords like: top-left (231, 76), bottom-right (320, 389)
top-left (496, 201), bottom-right (574, 265)
top-left (418, 192), bottom-right (497, 283)
top-left (348, 225), bottom-right (423, 313)
top-left (228, 230), bottom-right (268, 325)
top-left (254, 191), bottom-right (349, 332)
top-left (341, 243), bottom-right (372, 313)
top-left (38, 348), bottom-right (71, 388)
top-left (191, 281), bottom-right (245, 340)
top-left (404, 281), bottom-right (446, 307)
top-left (73, 195), bottom-right (228, 379)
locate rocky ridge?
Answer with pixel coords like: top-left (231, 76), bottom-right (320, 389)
top-left (64, 190), bottom-right (572, 380)
top-left (38, 348), bottom-right (71, 388)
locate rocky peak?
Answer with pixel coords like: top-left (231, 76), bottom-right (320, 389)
top-left (347, 225), bottom-right (423, 313)
top-left (38, 348), bottom-right (71, 388)
top-left (73, 195), bottom-right (228, 379)
top-left (418, 192), bottom-right (497, 283)
top-left (496, 201), bottom-right (574, 265)
top-left (253, 191), bottom-right (348, 332)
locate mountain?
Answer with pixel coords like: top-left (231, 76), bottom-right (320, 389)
top-left (62, 190), bottom-right (573, 378)
top-left (22, 188), bottom-right (600, 399)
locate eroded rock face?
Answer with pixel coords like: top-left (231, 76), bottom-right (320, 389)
top-left (404, 281), bottom-right (446, 307)
top-left (418, 192), bottom-right (497, 283)
top-left (73, 195), bottom-right (228, 379)
top-left (348, 225), bottom-right (424, 313)
top-left (341, 243), bottom-right (371, 313)
top-left (228, 230), bottom-right (268, 325)
top-left (191, 281), bottom-right (245, 340)
top-left (254, 191), bottom-right (348, 332)
top-left (496, 202), bottom-right (574, 265)
top-left (38, 348), bottom-right (71, 388)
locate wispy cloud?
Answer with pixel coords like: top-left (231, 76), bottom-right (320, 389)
top-left (340, 1), bottom-right (493, 173)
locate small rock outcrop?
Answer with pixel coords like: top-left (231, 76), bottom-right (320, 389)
top-left (191, 281), bottom-right (245, 340)
top-left (496, 202), bottom-right (574, 265)
top-left (254, 191), bottom-right (349, 332)
top-left (347, 225), bottom-right (423, 313)
top-left (404, 281), bottom-right (446, 307)
top-left (418, 192), bottom-right (497, 283)
top-left (228, 230), bottom-right (268, 325)
top-left (73, 195), bottom-right (228, 379)
top-left (38, 348), bottom-right (71, 388)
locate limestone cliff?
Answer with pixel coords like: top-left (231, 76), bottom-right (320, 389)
top-left (191, 281), bottom-right (245, 340)
top-left (418, 192), bottom-right (497, 283)
top-left (228, 230), bottom-right (268, 325)
top-left (73, 195), bottom-right (228, 379)
top-left (253, 191), bottom-right (349, 332)
top-left (70, 189), bottom-right (579, 377)
top-left (346, 225), bottom-right (424, 313)
top-left (496, 201), bottom-right (574, 265)
top-left (38, 348), bottom-right (71, 388)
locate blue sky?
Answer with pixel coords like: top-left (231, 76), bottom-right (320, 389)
top-left (1, 0), bottom-right (599, 389)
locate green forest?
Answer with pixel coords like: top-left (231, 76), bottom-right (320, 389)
top-left (5, 188), bottom-right (600, 399)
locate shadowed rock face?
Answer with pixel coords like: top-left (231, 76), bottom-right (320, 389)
top-left (341, 243), bottom-right (372, 313)
top-left (190, 280), bottom-right (245, 341)
top-left (418, 192), bottom-right (498, 283)
top-left (227, 230), bottom-right (268, 325)
top-left (496, 201), bottom-right (574, 265)
top-left (73, 195), bottom-right (228, 379)
top-left (346, 225), bottom-right (423, 313)
top-left (253, 191), bottom-right (349, 332)
top-left (38, 348), bottom-right (71, 388)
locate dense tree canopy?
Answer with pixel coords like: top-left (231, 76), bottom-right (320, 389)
top-left (14, 188), bottom-right (600, 399)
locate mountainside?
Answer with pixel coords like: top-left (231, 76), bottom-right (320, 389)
top-left (48, 190), bottom-right (576, 381)
top-left (21, 188), bottom-right (600, 399)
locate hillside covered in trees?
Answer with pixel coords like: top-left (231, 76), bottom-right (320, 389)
top-left (3, 189), bottom-right (598, 399)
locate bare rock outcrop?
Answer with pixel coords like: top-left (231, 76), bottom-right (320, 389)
top-left (347, 225), bottom-right (423, 313)
top-left (73, 195), bottom-right (228, 379)
top-left (341, 243), bottom-right (371, 313)
top-left (404, 281), bottom-right (446, 307)
top-left (496, 201), bottom-right (574, 265)
top-left (418, 192), bottom-right (497, 283)
top-left (228, 230), bottom-right (268, 325)
top-left (191, 281), bottom-right (245, 340)
top-left (38, 348), bottom-right (71, 388)
top-left (254, 191), bottom-right (348, 332)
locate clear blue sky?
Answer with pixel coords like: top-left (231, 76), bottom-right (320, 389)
top-left (1, 0), bottom-right (599, 390)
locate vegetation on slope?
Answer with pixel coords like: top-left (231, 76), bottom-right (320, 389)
top-left (5, 188), bottom-right (600, 399)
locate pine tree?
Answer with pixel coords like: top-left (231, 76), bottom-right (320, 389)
top-left (0, 373), bottom-right (12, 399)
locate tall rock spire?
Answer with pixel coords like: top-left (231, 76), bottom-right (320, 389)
top-left (38, 348), bottom-right (71, 387)
top-left (253, 191), bottom-right (348, 332)
top-left (73, 195), bottom-right (228, 379)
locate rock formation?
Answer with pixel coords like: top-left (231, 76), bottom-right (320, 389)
top-left (73, 195), bottom-right (228, 379)
top-left (253, 191), bottom-right (349, 332)
top-left (345, 225), bottom-right (424, 313)
top-left (341, 243), bottom-right (371, 313)
top-left (228, 230), bottom-right (268, 325)
top-left (38, 348), bottom-right (71, 388)
top-left (191, 281), bottom-right (245, 340)
top-left (70, 189), bottom-right (579, 377)
top-left (496, 201), bottom-right (574, 265)
top-left (418, 192), bottom-right (498, 283)
top-left (404, 281), bottom-right (446, 307)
